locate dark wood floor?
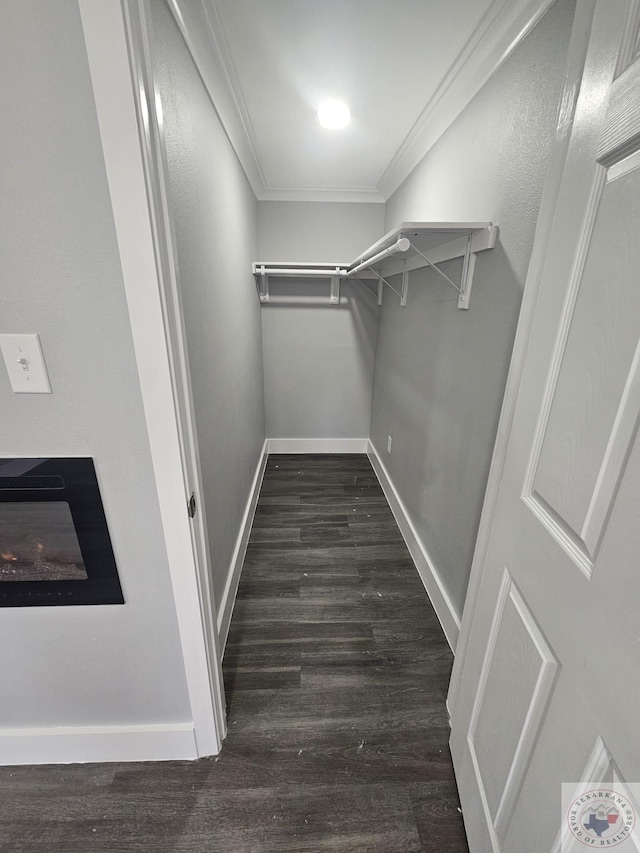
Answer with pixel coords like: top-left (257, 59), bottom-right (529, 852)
top-left (0, 454), bottom-right (468, 852)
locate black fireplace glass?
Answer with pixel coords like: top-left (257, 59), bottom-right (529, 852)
top-left (0, 458), bottom-right (124, 606)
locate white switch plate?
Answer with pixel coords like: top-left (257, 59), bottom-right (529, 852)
top-left (0, 334), bottom-right (52, 393)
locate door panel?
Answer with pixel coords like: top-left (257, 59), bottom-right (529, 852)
top-left (597, 48), bottom-right (640, 163)
top-left (450, 2), bottom-right (640, 850)
top-left (528, 162), bottom-right (640, 567)
top-left (468, 569), bottom-right (558, 845)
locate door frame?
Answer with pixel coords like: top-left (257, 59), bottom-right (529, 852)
top-left (447, 0), bottom-right (597, 717)
top-left (79, 0), bottom-right (226, 756)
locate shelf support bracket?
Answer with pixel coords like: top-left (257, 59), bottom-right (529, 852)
top-left (370, 268), bottom-right (402, 300)
top-left (400, 263), bottom-right (409, 307)
top-left (409, 243), bottom-right (461, 294)
top-left (458, 235), bottom-right (475, 310)
top-left (408, 233), bottom-right (477, 309)
top-left (353, 278), bottom-right (379, 301)
top-left (258, 265), bottom-right (269, 303)
top-left (330, 270), bottom-right (341, 304)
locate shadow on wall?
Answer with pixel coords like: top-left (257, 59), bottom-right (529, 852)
top-left (260, 279), bottom-right (380, 440)
top-left (348, 285), bottom-right (379, 378)
top-left (370, 244), bottom-right (522, 616)
top-left (261, 277), bottom-right (379, 365)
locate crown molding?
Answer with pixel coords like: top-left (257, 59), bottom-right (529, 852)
top-left (377, 0), bottom-right (555, 199)
top-left (167, 1), bottom-right (385, 203)
top-left (257, 187), bottom-right (385, 203)
top-left (167, 0), bottom-right (554, 204)
top-left (165, 0), bottom-right (267, 198)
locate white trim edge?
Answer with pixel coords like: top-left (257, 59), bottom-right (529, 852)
top-left (79, 0), bottom-right (223, 757)
top-left (378, 0), bottom-right (554, 199)
top-left (367, 440), bottom-right (461, 652)
top-left (267, 438), bottom-right (369, 454)
top-left (217, 441), bottom-right (269, 649)
top-left (0, 723), bottom-right (197, 766)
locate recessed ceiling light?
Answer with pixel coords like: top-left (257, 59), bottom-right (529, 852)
top-left (317, 100), bottom-right (351, 129)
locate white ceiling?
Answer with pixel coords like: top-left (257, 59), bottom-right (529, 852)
top-left (169, 0), bottom-right (552, 202)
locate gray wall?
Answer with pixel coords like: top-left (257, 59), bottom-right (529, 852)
top-left (0, 0), bottom-right (191, 728)
top-left (259, 203), bottom-right (383, 439)
top-left (371, 0), bottom-right (577, 617)
top-left (258, 202), bottom-right (384, 263)
top-left (150, 1), bottom-right (265, 608)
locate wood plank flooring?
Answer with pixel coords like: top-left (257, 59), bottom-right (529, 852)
top-left (0, 454), bottom-right (469, 852)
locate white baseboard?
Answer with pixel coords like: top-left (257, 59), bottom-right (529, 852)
top-left (217, 441), bottom-right (269, 650)
top-left (367, 440), bottom-right (461, 653)
top-left (0, 722), bottom-right (196, 766)
top-left (217, 436), bottom-right (459, 658)
top-left (266, 438), bottom-right (368, 454)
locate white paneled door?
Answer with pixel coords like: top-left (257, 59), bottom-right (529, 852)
top-left (449, 0), bottom-right (640, 850)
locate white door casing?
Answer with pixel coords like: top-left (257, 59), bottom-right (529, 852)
top-left (80, 0), bottom-right (227, 756)
top-left (449, 1), bottom-right (640, 850)
top-left (121, 0), bottom-right (228, 748)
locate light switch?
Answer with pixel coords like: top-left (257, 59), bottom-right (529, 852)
top-left (0, 334), bottom-right (52, 393)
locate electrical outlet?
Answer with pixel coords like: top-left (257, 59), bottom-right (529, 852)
top-left (387, 435), bottom-right (392, 454)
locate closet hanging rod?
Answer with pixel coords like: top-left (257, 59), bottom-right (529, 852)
top-left (253, 223), bottom-right (498, 309)
top-left (253, 265), bottom-right (347, 278)
top-left (345, 237), bottom-right (410, 277)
